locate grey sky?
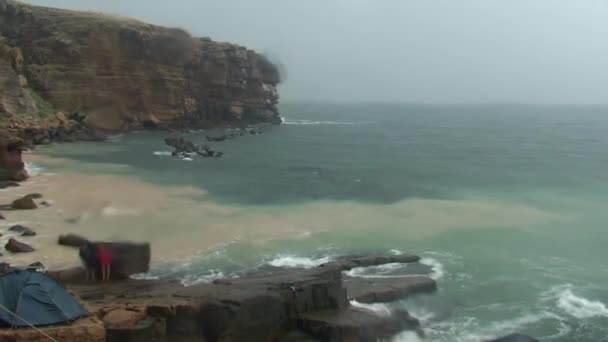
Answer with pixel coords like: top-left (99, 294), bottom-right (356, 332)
top-left (26, 0), bottom-right (608, 104)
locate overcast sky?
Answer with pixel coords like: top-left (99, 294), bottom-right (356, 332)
top-left (26, 0), bottom-right (608, 104)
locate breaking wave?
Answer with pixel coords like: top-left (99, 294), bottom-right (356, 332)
top-left (420, 257), bottom-right (446, 281)
top-left (267, 254), bottom-right (333, 269)
top-left (544, 284), bottom-right (608, 319)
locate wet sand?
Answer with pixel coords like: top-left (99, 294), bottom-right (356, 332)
top-left (0, 154), bottom-right (562, 271)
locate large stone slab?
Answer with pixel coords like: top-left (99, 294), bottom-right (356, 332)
top-left (344, 275), bottom-right (437, 303)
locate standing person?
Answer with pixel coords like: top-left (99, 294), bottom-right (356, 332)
top-left (79, 243), bottom-right (97, 281)
top-left (96, 243), bottom-right (113, 282)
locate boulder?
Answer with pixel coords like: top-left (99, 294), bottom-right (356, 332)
top-left (11, 196), bottom-right (37, 209)
top-left (5, 238), bottom-right (34, 253)
top-left (58, 233), bottom-right (91, 247)
top-left (9, 224), bottom-right (37, 236)
top-left (0, 212), bottom-right (4, 219)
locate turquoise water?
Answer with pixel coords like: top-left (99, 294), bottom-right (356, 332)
top-left (39, 104), bottom-right (608, 341)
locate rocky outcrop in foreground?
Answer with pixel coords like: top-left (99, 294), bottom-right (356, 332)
top-left (0, 0), bottom-right (282, 142)
top-left (47, 254), bottom-right (435, 342)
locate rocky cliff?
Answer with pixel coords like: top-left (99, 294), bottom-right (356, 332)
top-left (0, 0), bottom-right (281, 136)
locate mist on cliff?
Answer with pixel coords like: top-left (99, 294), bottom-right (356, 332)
top-left (25, 0), bottom-right (608, 104)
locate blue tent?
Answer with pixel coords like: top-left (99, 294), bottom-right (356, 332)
top-left (0, 269), bottom-right (88, 327)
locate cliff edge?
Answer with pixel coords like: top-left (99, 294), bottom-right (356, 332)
top-left (0, 0), bottom-right (282, 135)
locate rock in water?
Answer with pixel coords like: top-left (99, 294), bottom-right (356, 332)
top-left (11, 196), bottom-right (37, 210)
top-left (23, 193), bottom-right (43, 200)
top-left (0, 212), bottom-right (4, 220)
top-left (6, 238), bottom-right (34, 253)
top-left (58, 234), bottom-right (91, 247)
top-left (487, 334), bottom-right (539, 342)
top-left (8, 224), bottom-right (36, 236)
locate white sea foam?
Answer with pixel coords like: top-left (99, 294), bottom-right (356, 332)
top-left (420, 257), bottom-right (446, 281)
top-left (182, 157), bottom-right (193, 161)
top-left (181, 269), bottom-right (228, 286)
top-left (350, 300), bottom-right (392, 316)
top-left (268, 255), bottom-right (332, 269)
top-left (550, 285), bottom-right (608, 319)
top-left (130, 273), bottom-right (160, 280)
top-left (153, 151), bottom-right (172, 156)
top-left (281, 118), bottom-right (363, 126)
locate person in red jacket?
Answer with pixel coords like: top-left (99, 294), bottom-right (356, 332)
top-left (96, 243), bottom-right (112, 281)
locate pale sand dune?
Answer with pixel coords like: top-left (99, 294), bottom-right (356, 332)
top-left (0, 154), bottom-right (561, 270)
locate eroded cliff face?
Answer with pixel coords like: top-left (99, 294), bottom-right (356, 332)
top-left (0, 0), bottom-right (281, 133)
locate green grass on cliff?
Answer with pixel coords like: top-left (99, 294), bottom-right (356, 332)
top-left (28, 89), bottom-right (55, 118)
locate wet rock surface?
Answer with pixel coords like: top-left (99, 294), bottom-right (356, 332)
top-left (345, 275), bottom-right (437, 303)
top-left (63, 254), bottom-right (434, 342)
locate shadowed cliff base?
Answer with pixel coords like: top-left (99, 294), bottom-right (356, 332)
top-left (0, 0), bottom-right (282, 143)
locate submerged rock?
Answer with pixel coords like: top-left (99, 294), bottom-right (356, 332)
top-left (8, 224), bottom-right (36, 236)
top-left (6, 237), bottom-right (34, 253)
top-left (487, 334), bottom-right (539, 342)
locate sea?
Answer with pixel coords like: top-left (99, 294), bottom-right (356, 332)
top-left (31, 103), bottom-right (608, 341)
